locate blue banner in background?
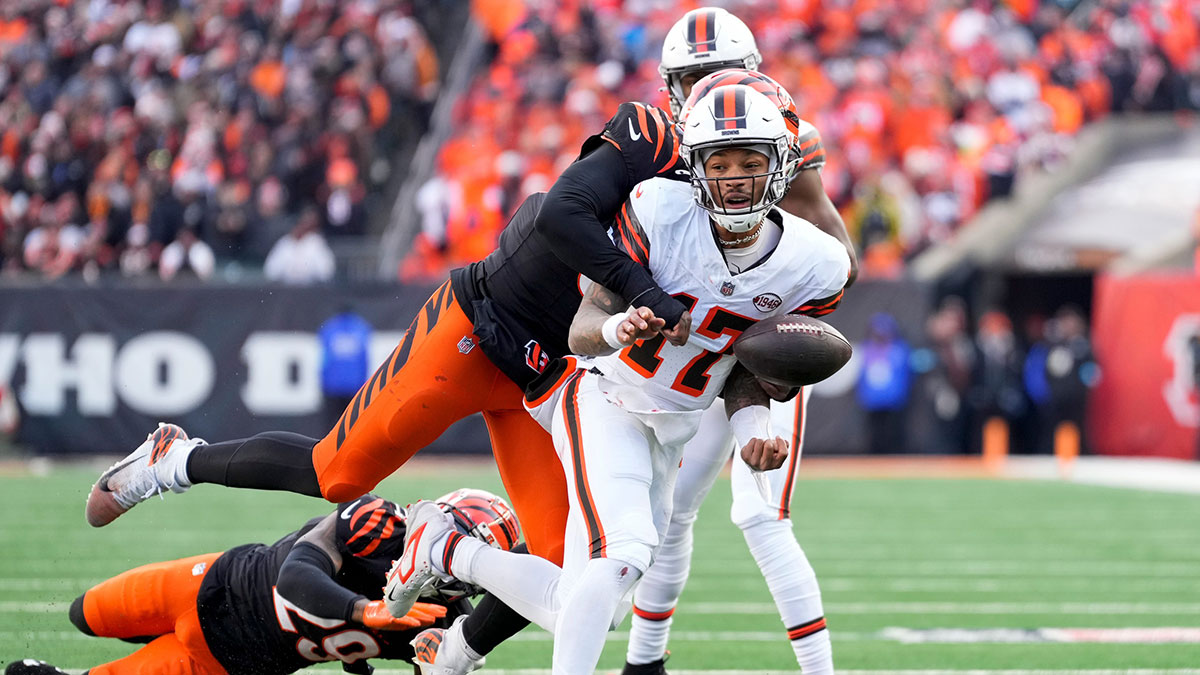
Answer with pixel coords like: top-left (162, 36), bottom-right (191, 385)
top-left (0, 279), bottom-right (934, 456)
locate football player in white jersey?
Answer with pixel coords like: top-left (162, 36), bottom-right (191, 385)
top-left (383, 84), bottom-right (850, 674)
top-left (627, 9), bottom-right (847, 674)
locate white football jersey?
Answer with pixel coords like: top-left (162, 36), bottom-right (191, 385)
top-left (590, 177), bottom-right (849, 413)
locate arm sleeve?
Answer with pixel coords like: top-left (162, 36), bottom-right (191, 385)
top-left (276, 541), bottom-right (365, 623)
top-left (534, 131), bottom-right (686, 329)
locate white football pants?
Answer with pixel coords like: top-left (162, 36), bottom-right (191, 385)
top-left (627, 387), bottom-right (834, 672)
top-left (459, 368), bottom-right (701, 674)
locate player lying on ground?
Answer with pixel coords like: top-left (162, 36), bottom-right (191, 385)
top-left (8, 488), bottom-right (519, 675)
top-left (385, 84), bottom-right (851, 674)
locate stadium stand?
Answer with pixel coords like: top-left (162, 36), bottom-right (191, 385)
top-left (0, 0), bottom-right (442, 280)
top-left (400, 0), bottom-right (1199, 281)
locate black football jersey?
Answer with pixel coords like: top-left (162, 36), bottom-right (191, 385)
top-left (196, 496), bottom-right (463, 675)
top-left (451, 191), bottom-right (577, 389)
top-left (451, 103), bottom-right (690, 390)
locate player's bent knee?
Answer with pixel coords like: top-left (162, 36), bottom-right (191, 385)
top-left (669, 507), bottom-right (700, 528)
top-left (604, 542), bottom-right (655, 575)
top-left (320, 480), bottom-right (375, 503)
top-left (69, 594), bottom-right (95, 636)
top-left (731, 505), bottom-right (790, 531)
top-left (527, 538), bottom-right (565, 567)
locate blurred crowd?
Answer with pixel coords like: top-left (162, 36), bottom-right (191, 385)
top-left (403, 0), bottom-right (1200, 280)
top-left (856, 300), bottom-right (1100, 454)
top-left (0, 0), bottom-right (440, 283)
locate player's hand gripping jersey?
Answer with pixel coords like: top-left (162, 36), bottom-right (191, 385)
top-left (594, 178), bottom-right (848, 414)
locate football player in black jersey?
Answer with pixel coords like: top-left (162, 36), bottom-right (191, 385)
top-left (9, 489), bottom-right (518, 675)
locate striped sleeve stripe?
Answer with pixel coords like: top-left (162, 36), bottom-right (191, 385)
top-left (613, 213), bottom-right (643, 265)
top-left (787, 616), bottom-right (828, 640)
top-left (794, 289), bottom-right (844, 315)
top-left (619, 202), bottom-right (651, 265)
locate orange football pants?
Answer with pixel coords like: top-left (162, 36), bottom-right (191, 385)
top-left (80, 553), bottom-right (226, 675)
top-left (311, 280), bottom-right (569, 564)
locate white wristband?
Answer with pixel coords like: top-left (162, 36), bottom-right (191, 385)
top-left (729, 405), bottom-right (772, 450)
top-left (601, 311), bottom-right (630, 350)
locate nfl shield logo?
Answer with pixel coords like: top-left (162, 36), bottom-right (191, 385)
top-left (457, 336), bottom-right (475, 354)
top-left (720, 281), bottom-right (735, 296)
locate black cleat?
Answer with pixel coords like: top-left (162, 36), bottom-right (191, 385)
top-left (621, 658), bottom-right (668, 675)
top-left (6, 661), bottom-right (69, 675)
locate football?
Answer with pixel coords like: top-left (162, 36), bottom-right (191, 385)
top-left (732, 315), bottom-right (853, 388)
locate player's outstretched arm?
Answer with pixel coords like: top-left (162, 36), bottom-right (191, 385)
top-left (276, 513), bottom-right (442, 631)
top-left (534, 142), bottom-right (689, 332)
top-left (779, 169), bottom-right (858, 287)
top-left (568, 281), bottom-right (666, 355)
top-left (723, 364), bottom-right (789, 472)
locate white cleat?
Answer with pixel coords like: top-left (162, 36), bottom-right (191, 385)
top-left (411, 617), bottom-right (484, 675)
top-left (85, 423), bottom-right (204, 527)
top-left (385, 500), bottom-right (454, 618)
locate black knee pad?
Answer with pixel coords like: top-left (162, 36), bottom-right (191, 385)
top-left (68, 594), bottom-right (94, 636)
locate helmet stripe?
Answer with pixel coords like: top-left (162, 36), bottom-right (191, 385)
top-left (715, 87), bottom-right (747, 130)
top-left (687, 9), bottom-right (718, 54)
top-left (694, 11), bottom-right (709, 52)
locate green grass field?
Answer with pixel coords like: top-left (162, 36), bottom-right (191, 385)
top-left (2, 460), bottom-right (1199, 673)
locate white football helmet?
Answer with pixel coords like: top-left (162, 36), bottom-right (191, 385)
top-left (659, 7), bottom-right (762, 117)
top-left (681, 84), bottom-right (797, 233)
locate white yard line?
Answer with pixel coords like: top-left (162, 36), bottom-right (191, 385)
top-left (11, 662), bottom-right (1195, 673)
top-left (6, 600), bottom-right (1200, 615)
top-left (687, 601), bottom-right (1200, 614)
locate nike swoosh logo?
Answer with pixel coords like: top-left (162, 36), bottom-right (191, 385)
top-left (340, 498), bottom-right (364, 519)
top-left (627, 118), bottom-right (642, 141)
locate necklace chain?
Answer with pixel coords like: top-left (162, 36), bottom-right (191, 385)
top-left (717, 227), bottom-right (763, 247)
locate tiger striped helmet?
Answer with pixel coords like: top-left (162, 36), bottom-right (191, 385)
top-left (435, 488), bottom-right (521, 551)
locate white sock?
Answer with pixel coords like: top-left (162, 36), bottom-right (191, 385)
top-left (626, 519), bottom-right (693, 664)
top-left (432, 616), bottom-right (483, 669)
top-left (168, 438), bottom-right (202, 489)
top-left (449, 536), bottom-right (562, 632)
top-left (553, 557), bottom-right (642, 675)
top-left (741, 518), bottom-right (833, 674)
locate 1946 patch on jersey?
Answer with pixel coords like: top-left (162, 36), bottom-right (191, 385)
top-left (753, 293), bottom-right (782, 312)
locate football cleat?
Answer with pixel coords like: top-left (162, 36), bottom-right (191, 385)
top-left (411, 617), bottom-right (484, 675)
top-left (5, 660), bottom-right (69, 675)
top-left (621, 656), bottom-right (669, 675)
top-left (385, 500), bottom-right (454, 618)
top-left (85, 423), bottom-right (204, 527)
